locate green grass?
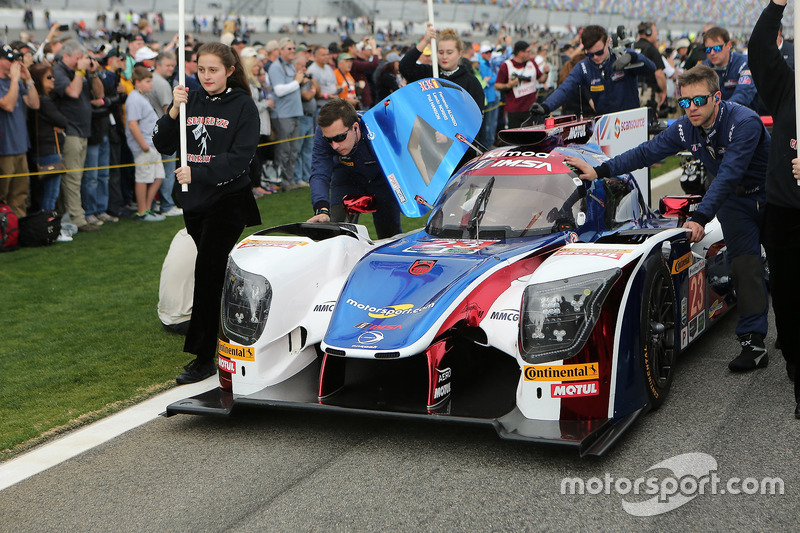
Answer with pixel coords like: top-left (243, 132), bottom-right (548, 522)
top-left (651, 155), bottom-right (681, 178)
top-left (0, 188), bottom-right (425, 460)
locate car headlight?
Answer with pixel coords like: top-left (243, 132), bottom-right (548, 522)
top-left (519, 268), bottom-right (621, 363)
top-left (221, 258), bottom-right (272, 345)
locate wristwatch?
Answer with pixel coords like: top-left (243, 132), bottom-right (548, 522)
top-left (315, 207), bottom-right (330, 216)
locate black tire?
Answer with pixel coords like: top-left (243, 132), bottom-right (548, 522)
top-left (640, 254), bottom-right (677, 409)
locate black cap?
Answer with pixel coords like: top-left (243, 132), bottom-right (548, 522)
top-left (232, 36), bottom-right (247, 45)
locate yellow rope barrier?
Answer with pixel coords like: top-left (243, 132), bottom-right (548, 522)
top-left (0, 134), bottom-right (316, 180)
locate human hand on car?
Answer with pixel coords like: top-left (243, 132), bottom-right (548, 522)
top-left (307, 213), bottom-right (330, 223)
top-left (563, 156), bottom-right (598, 180)
top-left (683, 220), bottom-right (705, 242)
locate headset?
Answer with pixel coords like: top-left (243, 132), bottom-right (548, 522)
top-left (638, 22), bottom-right (653, 37)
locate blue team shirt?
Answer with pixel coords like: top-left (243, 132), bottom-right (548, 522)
top-left (0, 77), bottom-right (30, 156)
top-left (702, 51), bottom-right (758, 110)
top-left (542, 50), bottom-right (656, 116)
top-left (605, 100), bottom-right (769, 223)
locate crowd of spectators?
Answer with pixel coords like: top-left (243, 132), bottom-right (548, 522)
top-left (0, 9), bottom-right (775, 241)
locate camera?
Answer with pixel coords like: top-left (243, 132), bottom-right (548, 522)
top-left (610, 26), bottom-right (643, 69)
top-left (58, 24), bottom-right (70, 31)
top-left (109, 30), bottom-right (134, 43)
top-left (511, 73), bottom-right (532, 82)
top-left (1, 44), bottom-right (22, 61)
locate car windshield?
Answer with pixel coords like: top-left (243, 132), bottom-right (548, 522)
top-left (426, 172), bottom-right (586, 239)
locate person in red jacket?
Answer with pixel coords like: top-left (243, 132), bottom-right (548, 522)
top-left (494, 40), bottom-right (548, 129)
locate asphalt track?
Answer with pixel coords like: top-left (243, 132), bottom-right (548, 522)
top-left (2, 171), bottom-right (797, 531)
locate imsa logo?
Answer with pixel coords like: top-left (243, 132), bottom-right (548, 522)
top-left (551, 380), bottom-right (599, 398)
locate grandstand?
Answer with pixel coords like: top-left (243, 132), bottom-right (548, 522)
top-left (0, 0), bottom-right (793, 39)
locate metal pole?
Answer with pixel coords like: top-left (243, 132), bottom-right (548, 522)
top-left (179, 0), bottom-right (188, 191)
top-left (427, 0), bottom-right (438, 78)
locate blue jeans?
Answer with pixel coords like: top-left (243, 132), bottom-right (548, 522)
top-left (294, 115), bottom-right (314, 183)
top-left (159, 152), bottom-right (177, 211)
top-left (36, 153), bottom-right (62, 211)
top-left (81, 138), bottom-right (109, 216)
top-left (96, 137), bottom-right (110, 213)
top-left (479, 100), bottom-right (499, 149)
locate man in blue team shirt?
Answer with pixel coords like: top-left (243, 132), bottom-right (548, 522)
top-left (701, 26), bottom-right (758, 110)
top-left (531, 25), bottom-right (656, 119)
top-left (567, 64), bottom-right (771, 373)
top-left (306, 98), bottom-right (400, 239)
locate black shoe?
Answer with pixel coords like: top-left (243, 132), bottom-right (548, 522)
top-left (787, 360), bottom-right (796, 382)
top-left (795, 402), bottom-right (800, 419)
top-left (728, 333), bottom-right (768, 372)
top-left (176, 359), bottom-right (216, 384)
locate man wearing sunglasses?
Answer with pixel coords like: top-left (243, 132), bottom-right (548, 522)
top-left (566, 64), bottom-right (771, 374)
top-left (530, 25), bottom-right (656, 121)
top-left (749, 0), bottom-right (800, 415)
top-left (306, 98), bottom-right (401, 238)
top-left (701, 26), bottom-right (758, 110)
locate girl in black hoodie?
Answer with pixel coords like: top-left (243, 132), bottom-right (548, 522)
top-left (154, 42), bottom-right (261, 384)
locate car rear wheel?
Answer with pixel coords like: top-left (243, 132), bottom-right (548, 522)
top-left (640, 254), bottom-right (676, 409)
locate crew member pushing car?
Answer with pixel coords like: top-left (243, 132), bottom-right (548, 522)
top-left (306, 98), bottom-right (401, 239)
top-left (566, 64), bottom-right (771, 373)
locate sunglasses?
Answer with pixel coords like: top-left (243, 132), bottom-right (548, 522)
top-left (585, 48), bottom-right (605, 58)
top-left (323, 125), bottom-right (353, 144)
top-left (45, 75), bottom-right (54, 79)
top-left (705, 44), bottom-right (725, 54)
top-left (677, 93), bottom-right (715, 109)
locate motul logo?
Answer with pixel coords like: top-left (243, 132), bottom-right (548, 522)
top-left (551, 381), bottom-right (599, 398)
top-left (218, 357), bottom-right (236, 374)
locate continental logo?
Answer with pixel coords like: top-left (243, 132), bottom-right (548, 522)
top-left (217, 339), bottom-right (255, 361)
top-left (671, 252), bottom-right (693, 274)
top-left (524, 363), bottom-right (599, 382)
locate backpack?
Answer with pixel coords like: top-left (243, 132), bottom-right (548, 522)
top-left (0, 203), bottom-right (20, 252)
top-left (19, 210), bottom-right (62, 247)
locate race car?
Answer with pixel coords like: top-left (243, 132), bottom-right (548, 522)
top-left (166, 81), bottom-right (735, 456)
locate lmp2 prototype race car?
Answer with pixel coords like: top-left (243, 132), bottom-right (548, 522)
top-left (167, 80), bottom-right (735, 456)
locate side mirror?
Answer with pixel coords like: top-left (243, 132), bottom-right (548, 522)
top-left (342, 195), bottom-right (377, 214)
top-left (659, 195), bottom-right (702, 227)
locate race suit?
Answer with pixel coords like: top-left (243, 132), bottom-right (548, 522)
top-left (702, 51), bottom-right (758, 110)
top-left (540, 49), bottom-right (656, 116)
top-left (309, 116), bottom-right (401, 239)
top-left (749, 0), bottom-right (800, 393)
top-left (595, 100), bottom-right (770, 338)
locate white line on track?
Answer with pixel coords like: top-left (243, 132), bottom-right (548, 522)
top-left (651, 167), bottom-right (683, 188)
top-left (0, 377), bottom-right (217, 492)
